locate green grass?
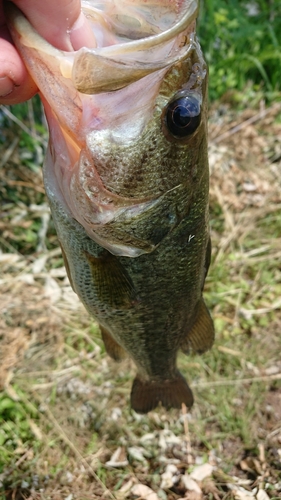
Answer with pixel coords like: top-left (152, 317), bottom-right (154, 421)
top-left (198, 0), bottom-right (281, 101)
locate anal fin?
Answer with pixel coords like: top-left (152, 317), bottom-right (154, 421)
top-left (100, 325), bottom-right (127, 362)
top-left (181, 298), bottom-right (215, 355)
top-left (130, 372), bottom-right (194, 414)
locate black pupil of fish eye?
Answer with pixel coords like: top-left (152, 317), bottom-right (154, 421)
top-left (166, 95), bottom-right (201, 138)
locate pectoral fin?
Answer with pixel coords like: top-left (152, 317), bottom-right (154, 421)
top-left (84, 251), bottom-right (138, 309)
top-left (130, 372), bottom-right (194, 414)
top-left (100, 325), bottom-right (127, 362)
top-left (181, 299), bottom-right (215, 355)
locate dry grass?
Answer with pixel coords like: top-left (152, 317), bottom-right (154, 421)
top-left (0, 100), bottom-right (281, 499)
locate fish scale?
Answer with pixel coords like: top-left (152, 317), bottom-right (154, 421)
top-left (7, 0), bottom-right (215, 413)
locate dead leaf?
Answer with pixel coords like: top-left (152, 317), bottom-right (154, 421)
top-left (106, 447), bottom-right (128, 468)
top-left (116, 479), bottom-right (135, 499)
top-left (44, 276), bottom-right (61, 303)
top-left (227, 484), bottom-right (255, 500)
top-left (256, 490), bottom-right (270, 500)
top-left (202, 479), bottom-right (221, 500)
top-left (131, 484), bottom-right (159, 500)
top-left (182, 475), bottom-right (202, 494)
top-left (160, 463), bottom-right (179, 489)
top-left (190, 463), bottom-right (214, 481)
top-left (128, 446), bottom-right (148, 463)
top-left (28, 419), bottom-right (43, 440)
top-left (177, 493), bottom-right (202, 500)
top-left (240, 457), bottom-right (263, 475)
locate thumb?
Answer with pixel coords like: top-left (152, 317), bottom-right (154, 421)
top-left (14, 0), bottom-right (95, 51)
top-left (0, 0), bottom-right (94, 104)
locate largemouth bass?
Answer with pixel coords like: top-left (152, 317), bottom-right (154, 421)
top-left (7, 0), bottom-right (214, 413)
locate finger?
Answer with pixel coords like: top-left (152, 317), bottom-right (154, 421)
top-left (0, 0), bottom-right (95, 104)
top-left (13, 0), bottom-right (96, 50)
top-left (0, 23), bottom-right (37, 103)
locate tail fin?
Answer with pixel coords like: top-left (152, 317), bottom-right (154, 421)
top-left (130, 372), bottom-right (194, 414)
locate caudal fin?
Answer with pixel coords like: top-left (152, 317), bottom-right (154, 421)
top-left (130, 372), bottom-right (194, 414)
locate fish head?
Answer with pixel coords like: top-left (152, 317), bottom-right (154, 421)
top-left (7, 0), bottom-right (208, 256)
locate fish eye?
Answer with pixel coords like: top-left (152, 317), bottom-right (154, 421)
top-left (165, 94), bottom-right (201, 138)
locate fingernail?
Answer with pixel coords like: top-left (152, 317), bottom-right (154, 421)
top-left (70, 12), bottom-right (97, 50)
top-left (0, 76), bottom-right (15, 97)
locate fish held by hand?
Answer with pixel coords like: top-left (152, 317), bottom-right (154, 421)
top-left (7, 0), bottom-right (215, 413)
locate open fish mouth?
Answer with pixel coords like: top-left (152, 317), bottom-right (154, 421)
top-left (65, 0), bottom-right (199, 94)
top-left (8, 0), bottom-right (199, 93)
top-left (7, 0), bottom-right (205, 257)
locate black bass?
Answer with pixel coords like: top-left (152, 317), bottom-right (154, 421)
top-left (8, 0), bottom-right (214, 413)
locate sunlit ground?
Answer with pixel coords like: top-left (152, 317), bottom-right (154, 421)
top-left (0, 98), bottom-right (281, 499)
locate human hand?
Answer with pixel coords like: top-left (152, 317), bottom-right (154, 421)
top-left (0, 0), bottom-right (95, 104)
